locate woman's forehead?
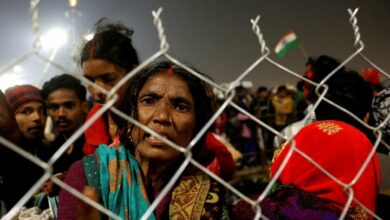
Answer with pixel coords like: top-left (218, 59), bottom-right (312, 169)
top-left (142, 73), bottom-right (191, 93)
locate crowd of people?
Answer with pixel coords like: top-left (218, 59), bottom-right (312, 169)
top-left (216, 81), bottom-right (306, 164)
top-left (0, 18), bottom-right (388, 219)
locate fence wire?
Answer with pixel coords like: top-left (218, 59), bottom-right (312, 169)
top-left (0, 2), bottom-right (388, 220)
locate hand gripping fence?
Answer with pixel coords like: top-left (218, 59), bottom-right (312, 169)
top-left (0, 4), bottom-right (388, 220)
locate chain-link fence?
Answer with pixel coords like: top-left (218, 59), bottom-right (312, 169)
top-left (0, 1), bottom-right (389, 219)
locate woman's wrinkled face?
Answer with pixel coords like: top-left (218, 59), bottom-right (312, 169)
top-left (132, 72), bottom-right (196, 161)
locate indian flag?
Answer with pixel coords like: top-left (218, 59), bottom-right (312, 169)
top-left (274, 31), bottom-right (299, 57)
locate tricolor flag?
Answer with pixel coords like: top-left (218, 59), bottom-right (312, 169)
top-left (274, 31), bottom-right (299, 58)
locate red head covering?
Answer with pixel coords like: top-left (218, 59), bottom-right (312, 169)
top-left (4, 84), bottom-right (44, 112)
top-left (362, 68), bottom-right (380, 85)
top-left (271, 120), bottom-right (380, 216)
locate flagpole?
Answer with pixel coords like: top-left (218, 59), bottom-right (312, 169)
top-left (298, 43), bottom-right (309, 59)
top-left (290, 29), bottom-right (309, 59)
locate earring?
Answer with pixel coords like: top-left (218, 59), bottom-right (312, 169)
top-left (127, 123), bottom-right (133, 143)
top-left (128, 134), bottom-right (133, 143)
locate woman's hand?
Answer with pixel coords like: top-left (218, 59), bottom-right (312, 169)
top-left (42, 172), bottom-right (66, 196)
top-left (77, 186), bottom-right (100, 220)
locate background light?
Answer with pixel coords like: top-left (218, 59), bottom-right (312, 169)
top-left (0, 72), bottom-right (26, 91)
top-left (41, 28), bottom-right (68, 50)
top-left (68, 0), bottom-right (78, 8)
top-left (12, 65), bottom-right (22, 73)
top-left (84, 33), bottom-right (94, 41)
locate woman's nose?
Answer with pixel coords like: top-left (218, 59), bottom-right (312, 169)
top-left (152, 101), bottom-right (172, 126)
top-left (93, 81), bottom-right (107, 102)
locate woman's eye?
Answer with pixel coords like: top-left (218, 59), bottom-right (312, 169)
top-left (175, 103), bottom-right (190, 112)
top-left (141, 97), bottom-right (155, 105)
top-left (102, 75), bottom-right (117, 84)
top-left (103, 78), bottom-right (115, 83)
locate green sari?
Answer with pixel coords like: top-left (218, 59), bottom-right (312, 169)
top-left (83, 143), bottom-right (155, 220)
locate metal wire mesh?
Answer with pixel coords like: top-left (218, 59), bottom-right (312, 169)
top-left (0, 2), bottom-right (389, 220)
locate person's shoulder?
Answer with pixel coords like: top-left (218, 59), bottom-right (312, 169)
top-left (62, 160), bottom-right (88, 191)
top-left (67, 160), bottom-right (85, 176)
top-left (58, 160), bottom-right (88, 219)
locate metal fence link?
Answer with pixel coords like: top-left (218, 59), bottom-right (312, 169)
top-left (0, 4), bottom-right (388, 220)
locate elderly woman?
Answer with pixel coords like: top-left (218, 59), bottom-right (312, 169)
top-left (233, 120), bottom-right (380, 219)
top-left (80, 19), bottom-right (234, 180)
top-left (58, 61), bottom-right (228, 219)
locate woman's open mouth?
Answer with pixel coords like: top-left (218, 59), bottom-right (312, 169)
top-left (144, 132), bottom-right (171, 146)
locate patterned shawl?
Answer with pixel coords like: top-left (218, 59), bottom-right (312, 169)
top-left (84, 143), bottom-right (154, 220)
top-left (83, 142), bottom-right (219, 220)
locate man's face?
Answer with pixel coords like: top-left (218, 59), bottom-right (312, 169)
top-left (82, 59), bottom-right (127, 104)
top-left (46, 88), bottom-right (88, 135)
top-left (278, 89), bottom-right (288, 98)
top-left (15, 101), bottom-right (45, 140)
top-left (258, 90), bottom-right (268, 99)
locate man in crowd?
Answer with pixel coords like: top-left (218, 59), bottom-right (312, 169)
top-left (0, 85), bottom-right (47, 212)
top-left (41, 73), bottom-right (89, 174)
top-left (272, 85), bottom-right (294, 132)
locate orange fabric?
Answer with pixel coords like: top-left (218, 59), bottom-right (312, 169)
top-left (271, 120), bottom-right (380, 214)
top-left (83, 104), bottom-right (110, 155)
